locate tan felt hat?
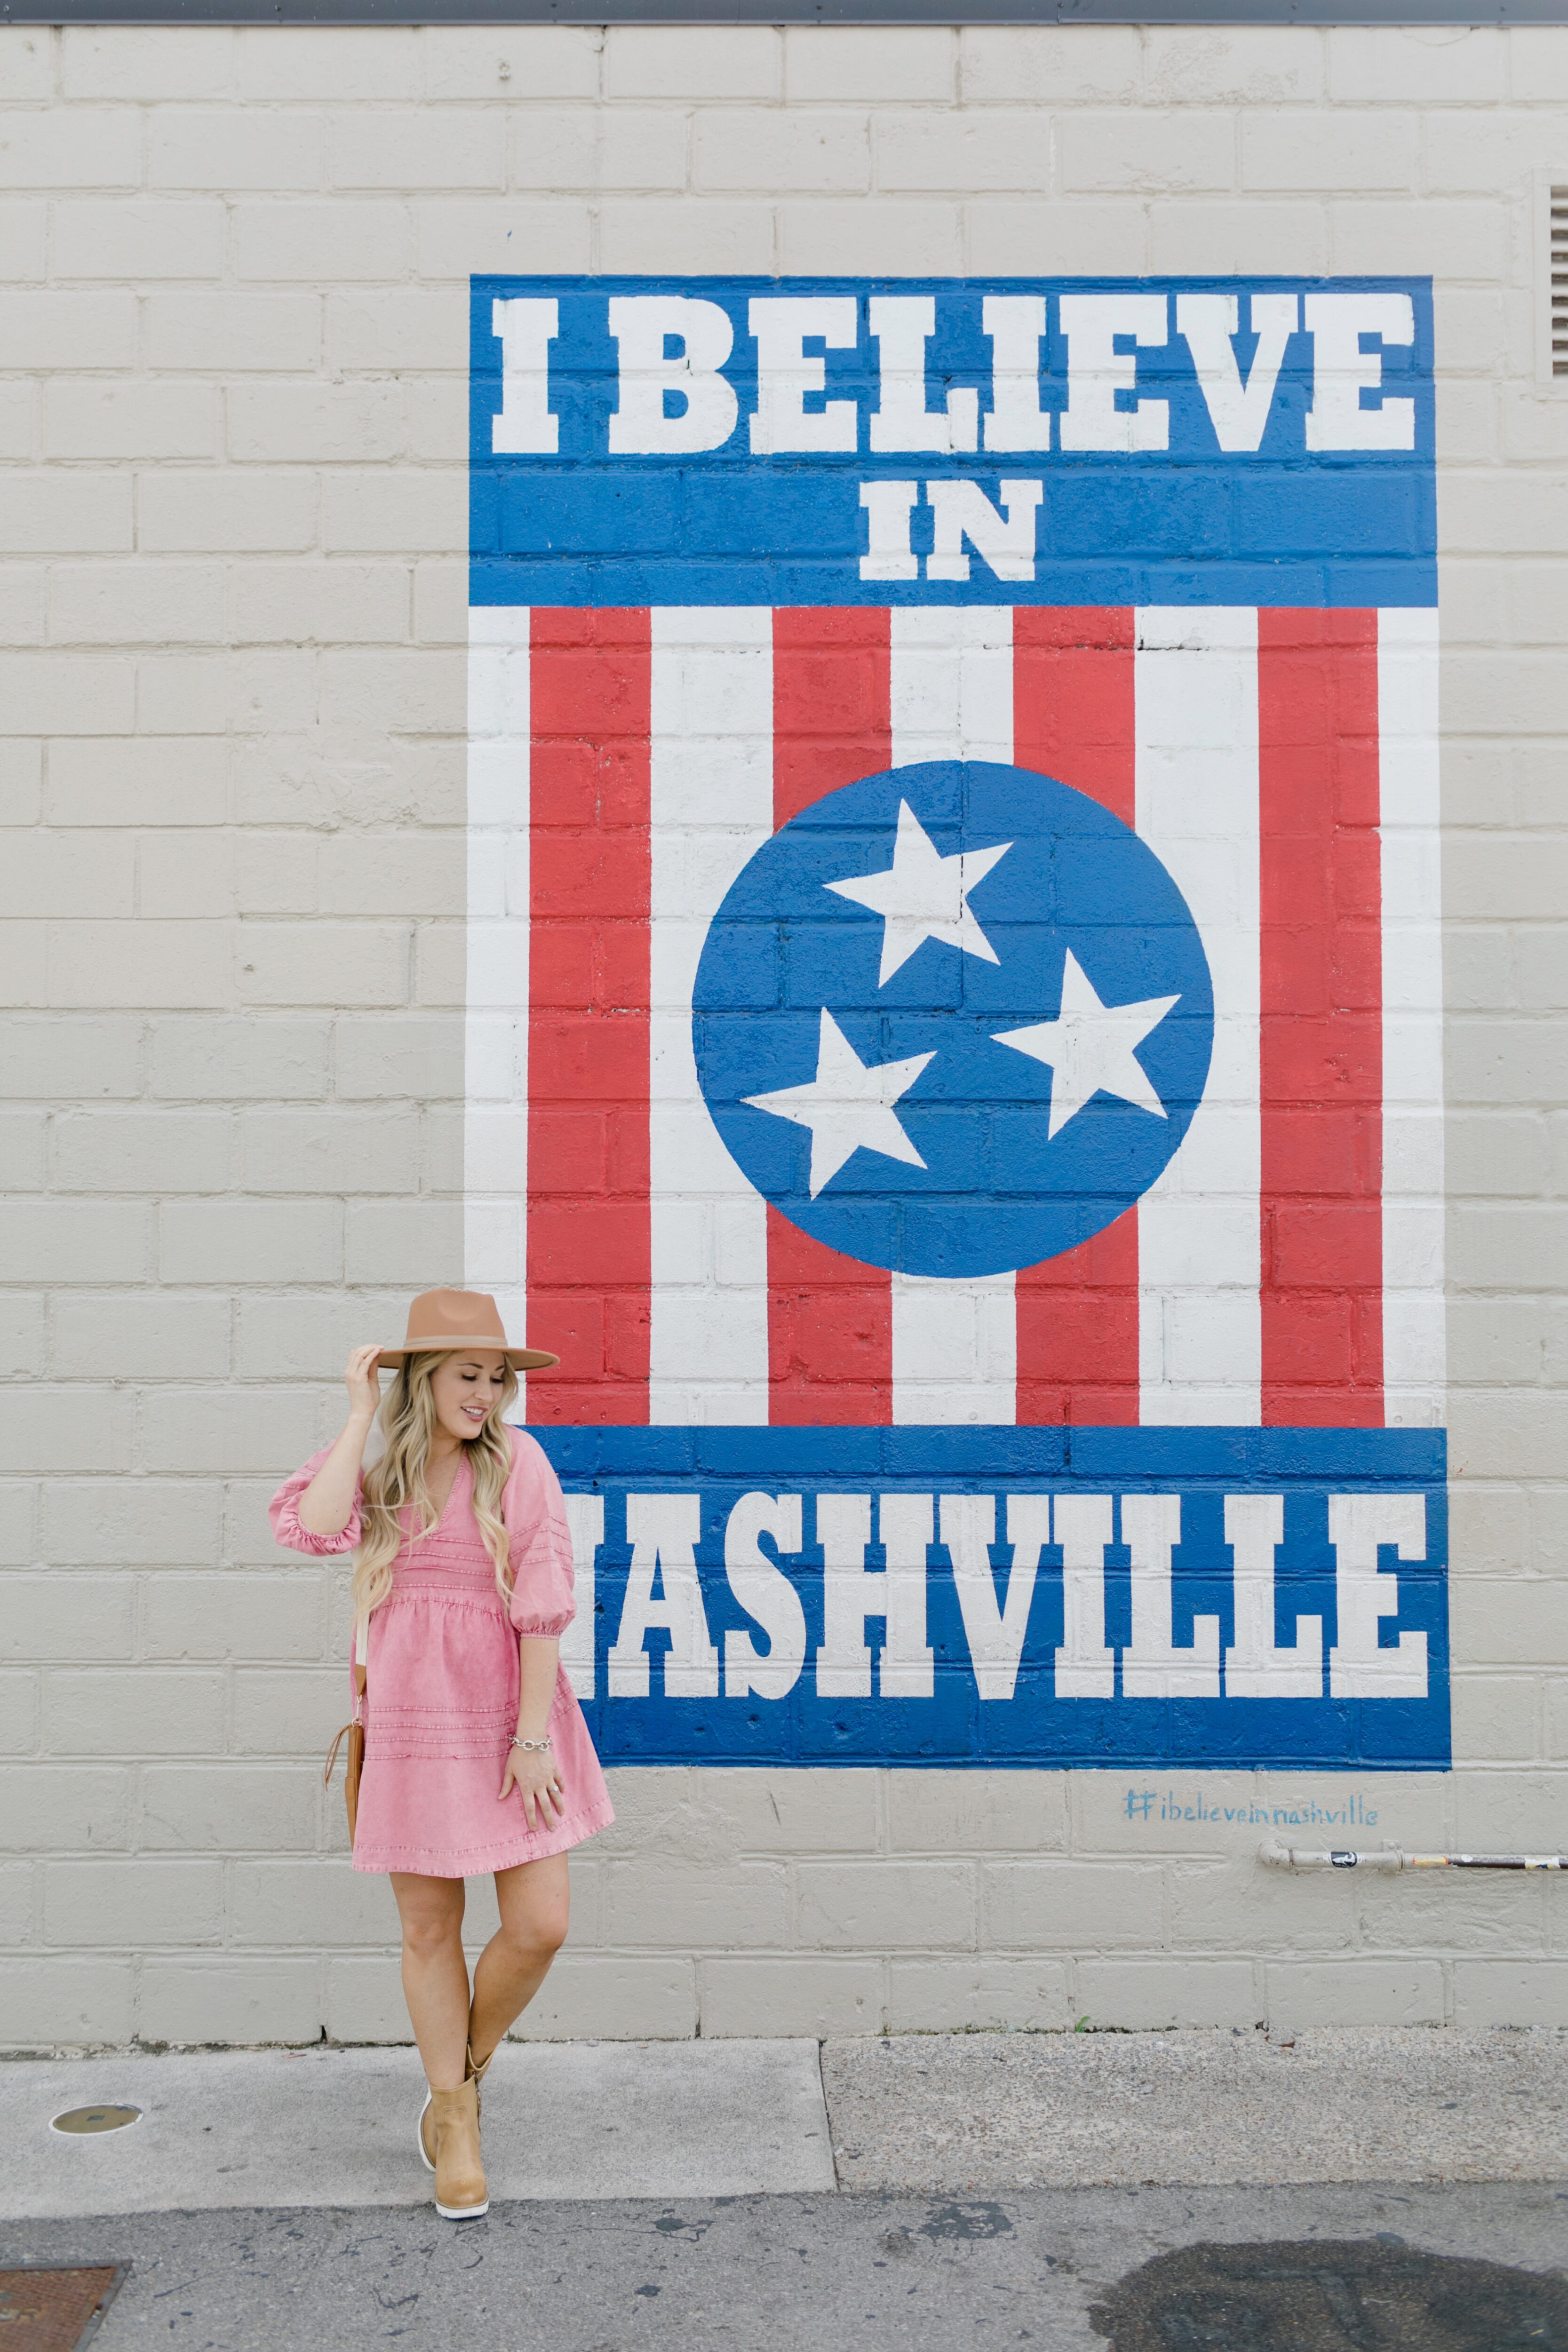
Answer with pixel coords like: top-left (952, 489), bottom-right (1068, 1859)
top-left (376, 1288), bottom-right (558, 1373)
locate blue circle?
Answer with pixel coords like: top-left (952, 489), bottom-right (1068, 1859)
top-left (693, 761), bottom-right (1214, 1280)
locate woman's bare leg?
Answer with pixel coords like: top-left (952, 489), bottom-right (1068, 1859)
top-left (390, 1872), bottom-right (470, 2090)
top-left (467, 1855), bottom-right (570, 2066)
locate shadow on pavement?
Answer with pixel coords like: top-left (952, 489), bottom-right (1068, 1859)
top-left (1090, 2237), bottom-right (1568, 2352)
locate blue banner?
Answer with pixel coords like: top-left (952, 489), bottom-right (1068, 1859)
top-left (470, 274), bottom-right (1436, 610)
top-left (533, 1426), bottom-right (1449, 1771)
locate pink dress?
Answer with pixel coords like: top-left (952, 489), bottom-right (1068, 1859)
top-left (269, 1429), bottom-right (614, 1877)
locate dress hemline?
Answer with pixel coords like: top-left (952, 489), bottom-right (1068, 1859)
top-left (350, 1797), bottom-right (616, 1879)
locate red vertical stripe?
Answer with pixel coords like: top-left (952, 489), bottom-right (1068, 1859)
top-left (527, 609), bottom-right (652, 1423)
top-left (1012, 608), bottom-right (1141, 1426)
top-left (1014, 606), bottom-right (1138, 828)
top-left (773, 605), bottom-right (893, 827)
top-left (769, 609), bottom-right (894, 1426)
top-left (1259, 609), bottom-right (1383, 1426)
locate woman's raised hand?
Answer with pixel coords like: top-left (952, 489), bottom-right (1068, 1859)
top-left (295, 1346), bottom-right (382, 1537)
top-left (345, 1343), bottom-right (384, 1426)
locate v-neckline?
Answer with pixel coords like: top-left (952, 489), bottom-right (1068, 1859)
top-left (422, 1448), bottom-right (469, 1534)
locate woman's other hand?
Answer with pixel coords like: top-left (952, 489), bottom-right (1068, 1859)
top-left (499, 1745), bottom-right (565, 1833)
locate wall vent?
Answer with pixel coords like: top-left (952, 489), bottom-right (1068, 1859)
top-left (1555, 186), bottom-right (1568, 378)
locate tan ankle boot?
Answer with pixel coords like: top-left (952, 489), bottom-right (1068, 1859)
top-left (418, 2047), bottom-right (494, 2171)
top-left (426, 2079), bottom-right (488, 2220)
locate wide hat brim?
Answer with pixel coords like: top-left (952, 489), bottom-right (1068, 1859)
top-left (376, 1338), bottom-right (559, 1372)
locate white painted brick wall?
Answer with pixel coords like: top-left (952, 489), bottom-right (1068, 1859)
top-left (1, 19), bottom-right (1565, 2048)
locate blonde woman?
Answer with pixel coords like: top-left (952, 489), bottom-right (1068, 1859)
top-left (269, 1289), bottom-right (613, 2222)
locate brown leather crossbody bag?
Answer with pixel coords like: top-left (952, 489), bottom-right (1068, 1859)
top-left (324, 1620), bottom-right (369, 1840)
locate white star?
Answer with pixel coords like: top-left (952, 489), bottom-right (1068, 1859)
top-left (992, 951), bottom-right (1180, 1143)
top-left (824, 801), bottom-right (1012, 987)
top-left (744, 1008), bottom-right (934, 1200)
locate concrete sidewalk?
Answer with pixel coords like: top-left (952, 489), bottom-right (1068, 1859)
top-left (825, 2024), bottom-right (1568, 2191)
top-left (4, 2026), bottom-right (1566, 2223)
top-left (0, 2041), bottom-right (834, 2219)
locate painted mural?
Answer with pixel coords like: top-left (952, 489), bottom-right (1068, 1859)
top-left (465, 276), bottom-right (1446, 1770)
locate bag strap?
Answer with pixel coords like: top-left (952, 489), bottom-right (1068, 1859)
top-left (324, 1719), bottom-right (354, 1786)
top-left (352, 1607), bottom-right (368, 1716)
top-left (327, 1599), bottom-right (370, 1782)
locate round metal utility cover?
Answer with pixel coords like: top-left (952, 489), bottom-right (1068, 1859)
top-left (50, 2106), bottom-right (141, 2135)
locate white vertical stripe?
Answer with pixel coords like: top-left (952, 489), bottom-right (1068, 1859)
top-left (1134, 607), bottom-right (1262, 1425)
top-left (888, 604), bottom-right (1015, 767)
top-left (465, 606), bottom-right (534, 1412)
top-left (649, 608), bottom-right (774, 1424)
top-left (1377, 607), bottom-right (1445, 1428)
top-left (889, 606), bottom-right (1017, 1425)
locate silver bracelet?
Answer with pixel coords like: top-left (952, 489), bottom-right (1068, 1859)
top-left (510, 1735), bottom-right (552, 1754)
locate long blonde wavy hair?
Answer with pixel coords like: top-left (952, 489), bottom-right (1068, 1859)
top-left (350, 1351), bottom-right (517, 1621)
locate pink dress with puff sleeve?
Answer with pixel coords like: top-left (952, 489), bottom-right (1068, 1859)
top-left (269, 1427), bottom-right (614, 1876)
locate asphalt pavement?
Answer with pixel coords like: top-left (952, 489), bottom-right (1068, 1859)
top-left (6, 2183), bottom-right (1568, 2352)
